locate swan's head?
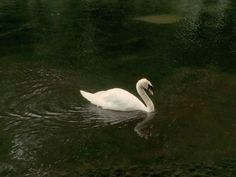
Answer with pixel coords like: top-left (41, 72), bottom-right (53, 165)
top-left (137, 78), bottom-right (154, 95)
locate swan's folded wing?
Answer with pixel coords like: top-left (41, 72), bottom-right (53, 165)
top-left (94, 88), bottom-right (146, 111)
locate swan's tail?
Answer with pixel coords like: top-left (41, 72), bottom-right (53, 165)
top-left (80, 90), bottom-right (94, 103)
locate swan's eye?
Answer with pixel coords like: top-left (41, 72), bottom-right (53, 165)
top-left (148, 84), bottom-right (153, 90)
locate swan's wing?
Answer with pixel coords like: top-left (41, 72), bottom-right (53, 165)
top-left (93, 88), bottom-right (146, 111)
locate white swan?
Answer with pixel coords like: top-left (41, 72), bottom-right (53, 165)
top-left (80, 78), bottom-right (155, 112)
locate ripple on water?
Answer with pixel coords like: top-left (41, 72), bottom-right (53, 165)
top-left (0, 65), bottom-right (150, 166)
top-left (0, 67), bottom-right (80, 161)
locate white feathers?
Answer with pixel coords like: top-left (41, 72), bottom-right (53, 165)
top-left (80, 78), bottom-right (155, 112)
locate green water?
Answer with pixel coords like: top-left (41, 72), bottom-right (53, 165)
top-left (0, 0), bottom-right (236, 176)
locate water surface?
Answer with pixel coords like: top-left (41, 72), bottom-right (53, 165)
top-left (0, 0), bottom-right (236, 176)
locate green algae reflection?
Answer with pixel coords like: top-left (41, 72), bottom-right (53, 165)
top-left (133, 15), bottom-right (183, 24)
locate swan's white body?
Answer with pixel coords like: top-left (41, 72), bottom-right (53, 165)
top-left (80, 78), bottom-right (155, 112)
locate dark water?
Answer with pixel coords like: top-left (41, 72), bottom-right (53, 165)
top-left (0, 0), bottom-right (236, 176)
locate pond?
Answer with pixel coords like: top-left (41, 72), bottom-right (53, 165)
top-left (0, 0), bottom-right (236, 176)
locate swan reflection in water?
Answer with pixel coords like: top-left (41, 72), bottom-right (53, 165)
top-left (134, 112), bottom-right (155, 139)
top-left (79, 104), bottom-right (155, 138)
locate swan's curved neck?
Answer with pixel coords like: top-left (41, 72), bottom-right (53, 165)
top-left (136, 83), bottom-right (154, 112)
